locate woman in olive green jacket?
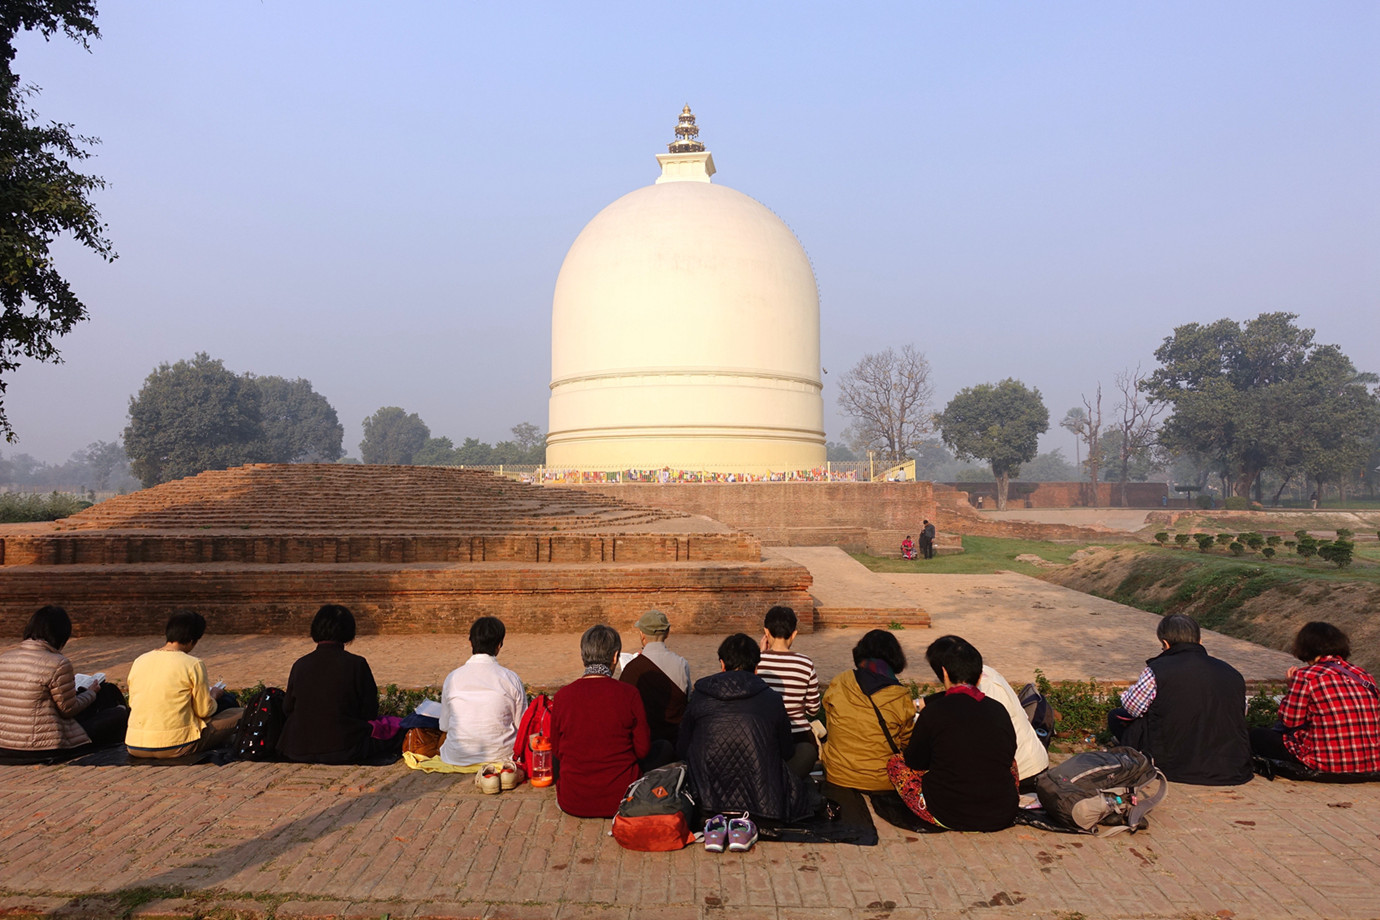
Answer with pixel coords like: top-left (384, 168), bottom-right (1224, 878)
top-left (820, 630), bottom-right (915, 791)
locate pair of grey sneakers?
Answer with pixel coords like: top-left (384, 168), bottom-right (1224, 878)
top-left (703, 813), bottom-right (758, 852)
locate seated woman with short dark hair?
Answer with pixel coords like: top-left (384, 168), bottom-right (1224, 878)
top-left (127, 610), bottom-right (241, 759)
top-left (0, 606), bottom-right (128, 762)
top-left (1250, 621), bottom-right (1380, 774)
top-left (550, 624), bottom-right (661, 817)
top-left (278, 605), bottom-right (397, 764)
top-left (820, 629), bottom-right (915, 791)
top-left (890, 634), bottom-right (1017, 831)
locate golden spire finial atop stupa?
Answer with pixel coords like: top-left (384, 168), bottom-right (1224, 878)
top-left (667, 104), bottom-right (705, 153)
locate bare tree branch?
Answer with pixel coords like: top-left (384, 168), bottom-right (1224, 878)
top-left (837, 345), bottom-right (935, 464)
top-left (1111, 365), bottom-right (1166, 506)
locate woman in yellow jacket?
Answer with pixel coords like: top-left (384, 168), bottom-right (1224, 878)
top-left (821, 629), bottom-right (915, 791)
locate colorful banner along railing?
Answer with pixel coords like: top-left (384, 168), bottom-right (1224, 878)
top-left (538, 466), bottom-right (862, 484)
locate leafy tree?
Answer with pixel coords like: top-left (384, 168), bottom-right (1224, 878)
top-left (1144, 313), bottom-right (1380, 499)
top-left (123, 353), bottom-right (265, 486)
top-left (938, 378), bottom-right (1049, 510)
top-left (825, 440), bottom-right (857, 462)
top-left (253, 376), bottom-right (344, 463)
top-left (1019, 448), bottom-right (1080, 482)
top-left (510, 422), bottom-right (544, 458)
top-left (1061, 388), bottom-right (1102, 498)
top-left (413, 436), bottom-right (458, 466)
top-left (837, 344), bottom-right (934, 463)
top-left (359, 407), bottom-right (429, 464)
top-left (73, 438), bottom-right (129, 490)
top-left (1, 1), bottom-right (114, 442)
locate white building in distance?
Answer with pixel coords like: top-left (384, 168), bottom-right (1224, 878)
top-left (547, 107), bottom-right (826, 474)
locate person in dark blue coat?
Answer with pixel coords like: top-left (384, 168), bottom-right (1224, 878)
top-left (678, 633), bottom-right (818, 822)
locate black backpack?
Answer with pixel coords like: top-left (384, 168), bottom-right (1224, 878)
top-left (1017, 682), bottom-right (1057, 748)
top-left (234, 687), bottom-right (286, 761)
top-left (1035, 747), bottom-right (1167, 836)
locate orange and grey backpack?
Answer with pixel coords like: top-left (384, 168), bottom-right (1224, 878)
top-left (611, 761), bottom-right (697, 851)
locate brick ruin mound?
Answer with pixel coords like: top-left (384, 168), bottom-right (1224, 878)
top-left (56, 463), bottom-right (692, 534)
top-left (1, 464), bottom-right (764, 566)
top-left (0, 465), bottom-right (812, 635)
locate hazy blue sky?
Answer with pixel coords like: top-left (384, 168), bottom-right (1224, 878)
top-left (6, 1), bottom-right (1378, 464)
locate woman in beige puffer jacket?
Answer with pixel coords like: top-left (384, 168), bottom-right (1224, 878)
top-left (0, 606), bottom-right (98, 753)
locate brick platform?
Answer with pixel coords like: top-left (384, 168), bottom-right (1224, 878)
top-left (0, 465), bottom-right (812, 636)
top-left (563, 481), bottom-right (942, 549)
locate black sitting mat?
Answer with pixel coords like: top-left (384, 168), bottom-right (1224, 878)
top-left (868, 793), bottom-right (1090, 836)
top-left (866, 790), bottom-right (948, 834)
top-left (1254, 755), bottom-right (1380, 784)
top-left (704, 783), bottom-right (878, 846)
top-left (1011, 808), bottom-right (1093, 835)
top-left (65, 746), bottom-right (402, 768)
top-left (67, 745), bottom-right (234, 767)
top-left (0, 747), bottom-right (86, 766)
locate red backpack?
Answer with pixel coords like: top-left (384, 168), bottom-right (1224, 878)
top-left (513, 693), bottom-right (553, 772)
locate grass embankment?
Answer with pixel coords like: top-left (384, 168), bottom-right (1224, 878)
top-left (1046, 543), bottom-right (1380, 675)
top-left (852, 535), bottom-right (1091, 577)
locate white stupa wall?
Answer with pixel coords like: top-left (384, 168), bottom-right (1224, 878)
top-left (547, 112), bottom-right (825, 472)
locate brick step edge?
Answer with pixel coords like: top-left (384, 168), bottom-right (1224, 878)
top-left (812, 606), bottom-right (931, 629)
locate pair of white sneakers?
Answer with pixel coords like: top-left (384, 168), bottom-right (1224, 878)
top-left (475, 760), bottom-right (524, 794)
top-left (703, 814), bottom-right (758, 853)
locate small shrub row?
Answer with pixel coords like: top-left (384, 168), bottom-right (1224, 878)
top-left (0, 491), bottom-right (93, 522)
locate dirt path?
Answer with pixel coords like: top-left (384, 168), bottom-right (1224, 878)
top-left (880, 572), bottom-right (1295, 683)
top-left (59, 568), bottom-right (1296, 691)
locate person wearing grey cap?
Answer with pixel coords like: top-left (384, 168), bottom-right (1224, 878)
top-left (619, 609), bottom-right (693, 746)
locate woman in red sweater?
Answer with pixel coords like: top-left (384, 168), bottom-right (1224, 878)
top-left (550, 624), bottom-right (652, 817)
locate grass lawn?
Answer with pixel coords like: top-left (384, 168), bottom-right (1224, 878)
top-left (851, 535), bottom-right (1096, 576)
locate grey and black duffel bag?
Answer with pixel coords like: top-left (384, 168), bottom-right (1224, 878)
top-left (1035, 746), bottom-right (1167, 836)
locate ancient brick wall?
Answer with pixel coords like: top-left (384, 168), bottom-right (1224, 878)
top-left (0, 465), bottom-right (803, 637)
top-left (0, 532), bottom-right (759, 566)
top-left (0, 559), bottom-right (814, 637)
top-left (940, 481), bottom-right (1169, 509)
top-left (560, 482), bottom-right (939, 548)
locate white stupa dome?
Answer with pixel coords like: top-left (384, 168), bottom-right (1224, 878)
top-left (547, 107), bottom-right (825, 473)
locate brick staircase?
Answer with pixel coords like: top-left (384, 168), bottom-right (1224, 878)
top-left (58, 464), bottom-right (687, 533)
top-left (0, 465), bottom-right (812, 636)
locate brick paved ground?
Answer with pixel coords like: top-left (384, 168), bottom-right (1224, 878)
top-left (1, 756), bottom-right (1378, 920)
top-left (2, 566), bottom-right (1353, 920)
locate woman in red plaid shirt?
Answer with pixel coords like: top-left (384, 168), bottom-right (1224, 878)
top-left (1250, 622), bottom-right (1380, 773)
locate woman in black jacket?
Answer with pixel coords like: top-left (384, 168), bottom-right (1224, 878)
top-left (892, 635), bottom-right (1017, 831)
top-left (277, 605), bottom-right (397, 764)
top-left (678, 633), bottom-right (818, 823)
